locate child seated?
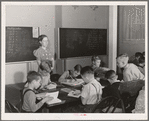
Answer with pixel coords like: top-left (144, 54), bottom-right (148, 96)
top-left (102, 70), bottom-right (121, 98)
top-left (116, 53), bottom-right (144, 82)
top-left (133, 52), bottom-right (142, 66)
top-left (22, 71), bottom-right (53, 113)
top-left (137, 55), bottom-right (145, 75)
top-left (102, 70), bottom-right (129, 113)
top-left (80, 66), bottom-right (103, 112)
top-left (58, 64), bottom-right (82, 83)
top-left (39, 61), bottom-right (57, 89)
top-left (91, 55), bottom-right (110, 80)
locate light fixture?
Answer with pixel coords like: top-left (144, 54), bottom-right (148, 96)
top-left (71, 5), bottom-right (98, 11)
top-left (89, 5), bottom-right (98, 11)
top-left (72, 5), bottom-right (79, 10)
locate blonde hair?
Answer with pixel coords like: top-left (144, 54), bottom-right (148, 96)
top-left (116, 53), bottom-right (129, 63)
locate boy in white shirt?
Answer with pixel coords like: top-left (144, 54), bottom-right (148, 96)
top-left (80, 66), bottom-right (103, 112)
top-left (116, 53), bottom-right (144, 82)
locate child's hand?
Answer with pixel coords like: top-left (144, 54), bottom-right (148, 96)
top-left (72, 90), bottom-right (81, 96)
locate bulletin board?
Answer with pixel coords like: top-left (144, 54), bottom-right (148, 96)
top-left (59, 28), bottom-right (107, 58)
top-left (6, 27), bottom-right (40, 63)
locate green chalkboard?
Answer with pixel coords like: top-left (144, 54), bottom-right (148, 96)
top-left (59, 28), bottom-right (107, 58)
top-left (6, 27), bottom-right (40, 62)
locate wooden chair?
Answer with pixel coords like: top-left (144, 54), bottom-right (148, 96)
top-left (50, 74), bottom-right (61, 82)
top-left (5, 99), bottom-right (20, 113)
top-left (92, 96), bottom-right (125, 113)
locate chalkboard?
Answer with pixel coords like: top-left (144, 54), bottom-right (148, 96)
top-left (6, 27), bottom-right (40, 62)
top-left (59, 28), bottom-right (107, 58)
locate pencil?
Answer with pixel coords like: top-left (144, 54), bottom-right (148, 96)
top-left (70, 75), bottom-right (77, 81)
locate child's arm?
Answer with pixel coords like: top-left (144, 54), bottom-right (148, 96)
top-left (123, 67), bottom-right (145, 81)
top-left (51, 58), bottom-right (55, 70)
top-left (25, 91), bottom-right (53, 112)
top-left (123, 71), bottom-right (133, 82)
top-left (36, 59), bottom-right (41, 67)
top-left (33, 49), bottom-right (41, 66)
top-left (81, 96), bottom-right (88, 105)
top-left (58, 71), bottom-right (69, 83)
top-left (80, 85), bottom-right (89, 105)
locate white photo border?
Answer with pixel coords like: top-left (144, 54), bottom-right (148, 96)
top-left (1, 1), bottom-right (148, 120)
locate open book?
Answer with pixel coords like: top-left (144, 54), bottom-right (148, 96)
top-left (61, 79), bottom-right (84, 86)
top-left (68, 90), bottom-right (81, 98)
top-left (45, 91), bottom-right (61, 105)
top-left (45, 84), bottom-right (57, 90)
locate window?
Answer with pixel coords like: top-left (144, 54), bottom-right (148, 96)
top-left (122, 6), bottom-right (145, 41)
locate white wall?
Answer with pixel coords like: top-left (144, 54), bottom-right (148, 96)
top-left (5, 5), bottom-right (55, 84)
top-left (5, 63), bottom-right (28, 84)
top-left (5, 5), bottom-right (112, 84)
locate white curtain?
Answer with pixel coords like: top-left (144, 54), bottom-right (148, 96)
top-left (121, 6), bottom-right (145, 41)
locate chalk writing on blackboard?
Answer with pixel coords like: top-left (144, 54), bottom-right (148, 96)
top-left (6, 27), bottom-right (40, 62)
top-left (59, 28), bottom-right (107, 58)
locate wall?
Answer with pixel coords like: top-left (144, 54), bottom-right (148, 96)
top-left (5, 5), bottom-right (110, 84)
top-left (56, 6), bottom-right (109, 72)
top-left (5, 5), bottom-right (55, 84)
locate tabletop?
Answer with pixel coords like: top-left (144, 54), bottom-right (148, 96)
top-left (38, 83), bottom-right (82, 110)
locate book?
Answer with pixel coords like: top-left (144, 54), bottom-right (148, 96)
top-left (61, 79), bottom-right (84, 86)
top-left (46, 98), bottom-right (61, 105)
top-left (45, 84), bottom-right (57, 90)
top-left (68, 90), bottom-right (81, 98)
top-left (45, 91), bottom-right (62, 105)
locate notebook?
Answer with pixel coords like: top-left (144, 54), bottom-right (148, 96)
top-left (61, 88), bottom-right (73, 93)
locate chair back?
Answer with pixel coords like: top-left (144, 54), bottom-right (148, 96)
top-left (50, 74), bottom-right (61, 82)
top-left (92, 96), bottom-right (125, 113)
top-left (15, 89), bottom-right (24, 112)
top-left (119, 80), bottom-right (145, 96)
top-left (5, 99), bottom-right (20, 113)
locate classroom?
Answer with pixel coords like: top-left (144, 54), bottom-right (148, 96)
top-left (2, 1), bottom-right (147, 120)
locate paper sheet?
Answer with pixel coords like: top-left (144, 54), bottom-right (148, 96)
top-left (32, 27), bottom-right (39, 38)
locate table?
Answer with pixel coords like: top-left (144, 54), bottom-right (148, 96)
top-left (39, 84), bottom-right (82, 113)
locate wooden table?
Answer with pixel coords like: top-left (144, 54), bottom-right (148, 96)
top-left (40, 84), bottom-right (82, 113)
